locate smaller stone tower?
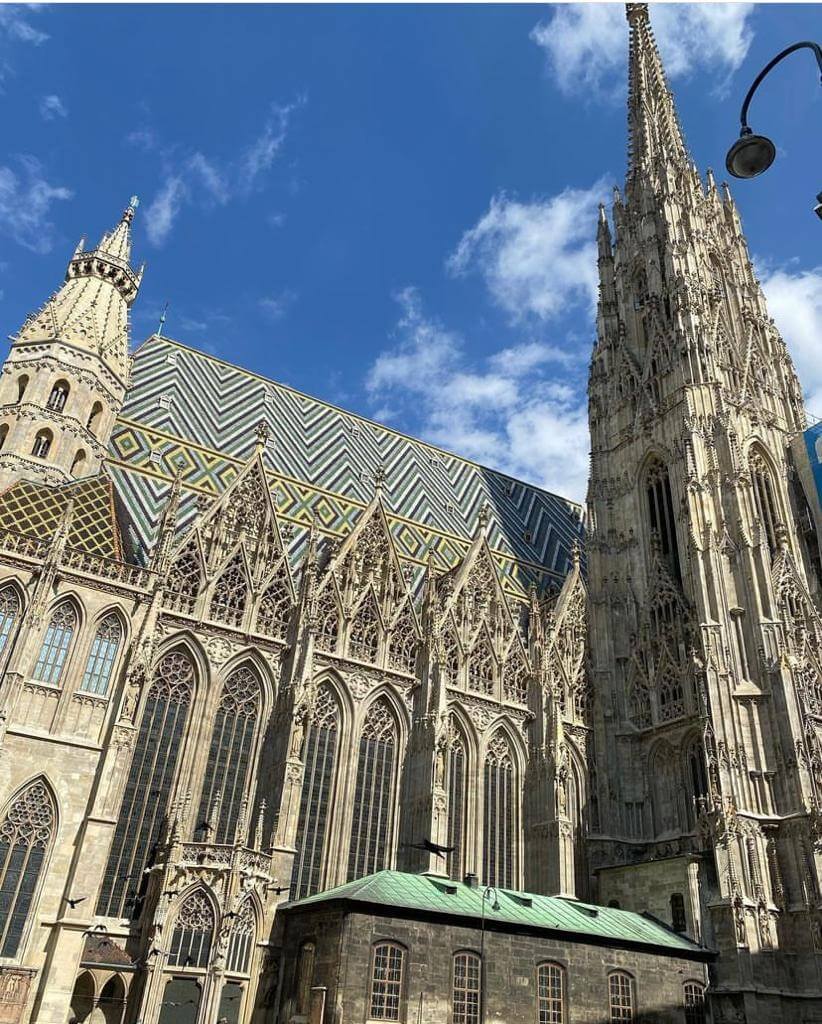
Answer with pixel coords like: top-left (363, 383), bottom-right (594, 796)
top-left (0, 198), bottom-right (142, 488)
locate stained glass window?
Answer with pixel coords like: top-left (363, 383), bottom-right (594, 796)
top-left (79, 614), bottom-right (122, 695)
top-left (291, 686), bottom-right (339, 899)
top-left (32, 602), bottom-right (76, 685)
top-left (347, 700), bottom-right (396, 881)
top-left (483, 734), bottom-right (514, 889)
top-left (0, 780), bottom-right (54, 957)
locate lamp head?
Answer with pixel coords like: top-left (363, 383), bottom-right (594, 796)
top-left (725, 128), bottom-right (776, 179)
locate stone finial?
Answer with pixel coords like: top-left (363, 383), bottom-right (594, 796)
top-left (255, 419), bottom-right (270, 448)
top-left (626, 2), bottom-right (649, 23)
top-left (374, 463), bottom-right (386, 495)
top-left (478, 502), bottom-right (492, 532)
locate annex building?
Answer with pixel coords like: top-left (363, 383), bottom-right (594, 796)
top-left (0, 5), bottom-right (820, 1024)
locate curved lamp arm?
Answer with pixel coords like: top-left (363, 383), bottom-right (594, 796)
top-left (739, 40), bottom-right (822, 134)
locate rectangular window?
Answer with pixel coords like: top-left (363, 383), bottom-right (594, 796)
top-left (452, 952), bottom-right (480, 1024)
top-left (537, 962), bottom-right (565, 1024)
top-left (369, 942), bottom-right (404, 1021)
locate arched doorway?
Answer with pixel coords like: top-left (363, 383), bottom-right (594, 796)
top-left (68, 972), bottom-right (95, 1023)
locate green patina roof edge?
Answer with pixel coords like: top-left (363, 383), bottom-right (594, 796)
top-left (282, 870), bottom-right (714, 962)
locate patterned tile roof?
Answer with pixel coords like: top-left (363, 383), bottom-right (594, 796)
top-left (0, 475), bottom-right (124, 559)
top-left (107, 335), bottom-right (585, 594)
top-left (285, 870), bottom-right (712, 959)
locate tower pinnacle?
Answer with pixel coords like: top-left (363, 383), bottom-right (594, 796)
top-left (625, 1), bottom-right (689, 197)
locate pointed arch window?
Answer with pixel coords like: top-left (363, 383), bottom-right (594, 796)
top-left (226, 898), bottom-right (256, 975)
top-left (210, 553), bottom-right (249, 628)
top-left (315, 588), bottom-right (339, 653)
top-left (291, 685), bottom-right (339, 899)
top-left (0, 586), bottom-right (20, 659)
top-left (388, 604), bottom-right (418, 674)
top-left (32, 602), bottom-right (76, 685)
top-left (0, 424), bottom-right (8, 451)
top-left (168, 889), bottom-right (215, 968)
top-left (627, 667), bottom-right (651, 730)
top-left (349, 596), bottom-right (380, 662)
top-left (256, 573), bottom-right (292, 639)
top-left (750, 449), bottom-right (780, 557)
top-left (195, 667), bottom-right (260, 845)
top-left (167, 542), bottom-right (203, 615)
top-left (443, 628), bottom-right (460, 685)
top-left (347, 700), bottom-right (397, 881)
top-left (503, 652), bottom-right (528, 704)
top-left (468, 640), bottom-right (495, 696)
top-left (483, 734), bottom-right (515, 889)
top-left (15, 375), bottom-right (28, 404)
top-left (70, 450), bottom-right (86, 478)
top-left (446, 724), bottom-right (466, 882)
top-left (79, 614), bottom-right (122, 695)
top-left (645, 459), bottom-right (681, 581)
top-left (657, 664), bottom-right (685, 722)
top-left (86, 402), bottom-right (104, 436)
top-left (97, 652), bottom-right (194, 919)
top-left (0, 779), bottom-right (55, 957)
top-left (31, 429), bottom-right (52, 460)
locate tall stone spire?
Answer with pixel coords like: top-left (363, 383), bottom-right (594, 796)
top-left (0, 198), bottom-right (143, 486)
top-left (625, 3), bottom-right (690, 197)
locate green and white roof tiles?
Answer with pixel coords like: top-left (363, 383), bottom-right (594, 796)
top-left (286, 870), bottom-right (712, 961)
top-left (107, 335), bottom-right (585, 597)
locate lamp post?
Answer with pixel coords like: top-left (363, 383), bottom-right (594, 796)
top-left (724, 40), bottom-right (822, 217)
top-left (479, 886), bottom-right (499, 1024)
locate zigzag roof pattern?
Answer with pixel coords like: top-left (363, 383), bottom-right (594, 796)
top-left (106, 335), bottom-right (584, 596)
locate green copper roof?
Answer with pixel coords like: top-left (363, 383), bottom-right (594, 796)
top-left (286, 870), bottom-right (710, 960)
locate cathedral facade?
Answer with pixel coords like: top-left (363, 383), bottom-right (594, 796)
top-left (0, 5), bottom-right (819, 1024)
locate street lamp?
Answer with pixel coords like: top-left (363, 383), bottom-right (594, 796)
top-left (479, 886), bottom-right (499, 1024)
top-left (725, 40), bottom-right (822, 209)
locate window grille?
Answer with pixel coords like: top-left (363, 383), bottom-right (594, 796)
top-left (97, 652), bottom-right (194, 918)
top-left (226, 899), bottom-right (256, 974)
top-left (33, 602), bottom-right (76, 685)
top-left (452, 951), bottom-right (480, 1024)
top-left (0, 586), bottom-right (19, 658)
top-left (168, 889), bottom-right (214, 968)
top-left (195, 667), bottom-right (260, 844)
top-left (537, 962), bottom-right (566, 1024)
top-left (683, 982), bottom-right (706, 1024)
top-left (608, 971), bottom-right (635, 1023)
top-left (291, 686), bottom-right (339, 898)
top-left (210, 553), bottom-right (249, 628)
top-left (483, 734), bottom-right (514, 889)
top-left (0, 780), bottom-right (54, 957)
top-left (347, 700), bottom-right (396, 881)
top-left (468, 641), bottom-right (494, 696)
top-left (47, 381), bottom-right (69, 412)
top-left (446, 727), bottom-right (466, 882)
top-left (671, 893), bottom-right (687, 933)
top-left (79, 614), bottom-right (122, 695)
top-left (256, 574), bottom-right (292, 638)
top-left (369, 942), bottom-right (404, 1021)
top-left (645, 460), bottom-right (680, 581)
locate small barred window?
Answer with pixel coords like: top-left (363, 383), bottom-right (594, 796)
top-left (684, 982), bottom-right (706, 1024)
top-left (608, 971), bottom-right (635, 1023)
top-left (537, 962), bottom-right (566, 1024)
top-left (369, 942), bottom-right (404, 1021)
top-left (452, 951), bottom-right (480, 1024)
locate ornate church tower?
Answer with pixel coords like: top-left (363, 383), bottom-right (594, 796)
top-left (0, 198), bottom-right (141, 488)
top-left (587, 5), bottom-right (822, 1020)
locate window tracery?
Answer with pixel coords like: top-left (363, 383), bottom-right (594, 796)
top-left (315, 587), bottom-right (339, 653)
top-left (502, 652), bottom-right (528, 704)
top-left (97, 652), bottom-right (194, 918)
top-left (196, 667), bottom-right (260, 844)
top-left (33, 602), bottom-right (76, 685)
top-left (446, 722), bottom-right (466, 882)
top-left (657, 663), bottom-right (685, 722)
top-left (291, 685), bottom-right (339, 899)
top-left (750, 449), bottom-right (780, 558)
top-left (0, 586), bottom-right (19, 658)
top-left (349, 596), bottom-right (380, 663)
top-left (389, 604), bottom-right (418, 674)
top-left (0, 780), bottom-right (54, 957)
top-left (166, 543), bottom-right (202, 614)
top-left (645, 458), bottom-right (681, 581)
top-left (168, 889), bottom-right (214, 968)
top-left (79, 614), bottom-right (121, 695)
top-left (483, 733), bottom-right (515, 889)
top-left (256, 573), bottom-right (292, 638)
top-left (468, 639), bottom-right (495, 696)
top-left (209, 552), bottom-right (249, 628)
top-left (347, 699), bottom-right (397, 881)
top-left (226, 898), bottom-right (256, 974)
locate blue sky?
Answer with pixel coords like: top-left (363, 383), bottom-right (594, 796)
top-left (0, 3), bottom-right (820, 502)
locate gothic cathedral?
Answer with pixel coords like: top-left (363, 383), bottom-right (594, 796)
top-left (0, 5), bottom-right (818, 1024)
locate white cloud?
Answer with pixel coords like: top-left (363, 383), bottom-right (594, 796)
top-left (144, 175), bottom-right (186, 247)
top-left (140, 99), bottom-right (303, 246)
top-left (760, 265), bottom-right (822, 417)
top-left (448, 180), bottom-right (609, 322)
top-left (0, 156), bottom-right (72, 253)
top-left (39, 94), bottom-right (67, 121)
top-left (531, 3), bottom-right (754, 99)
top-left (365, 287), bottom-right (589, 502)
top-left (0, 6), bottom-right (48, 47)
top-left (258, 289), bottom-right (297, 320)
